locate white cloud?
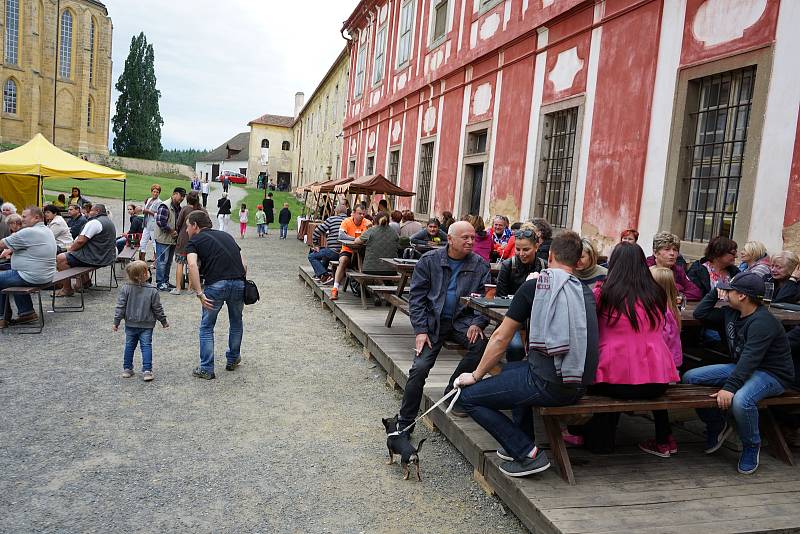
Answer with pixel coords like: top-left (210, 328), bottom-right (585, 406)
top-left (105, 0), bottom-right (355, 149)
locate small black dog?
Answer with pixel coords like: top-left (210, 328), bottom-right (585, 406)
top-left (382, 415), bottom-right (427, 481)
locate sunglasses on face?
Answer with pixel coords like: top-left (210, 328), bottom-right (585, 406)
top-left (514, 229), bottom-right (541, 241)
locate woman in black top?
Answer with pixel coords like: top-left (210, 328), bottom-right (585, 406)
top-left (686, 236), bottom-right (740, 295)
top-left (496, 226), bottom-right (547, 297)
top-left (768, 251), bottom-right (800, 304)
top-left (217, 192), bottom-right (232, 232)
top-left (263, 192), bottom-right (275, 234)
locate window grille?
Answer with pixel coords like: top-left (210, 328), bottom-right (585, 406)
top-left (87, 98), bottom-right (93, 128)
top-left (388, 150), bottom-right (400, 183)
top-left (355, 44), bottom-right (366, 97)
top-left (397, 1), bottom-right (414, 66)
top-left (59, 10), bottom-right (73, 78)
top-left (416, 142), bottom-right (434, 214)
top-left (5, 0), bottom-right (19, 65)
top-left (89, 19), bottom-right (96, 84)
top-left (537, 107), bottom-right (578, 228)
top-left (373, 27), bottom-right (386, 84)
top-left (3, 78), bottom-right (16, 114)
top-left (366, 155), bottom-right (375, 176)
top-left (683, 66), bottom-right (755, 242)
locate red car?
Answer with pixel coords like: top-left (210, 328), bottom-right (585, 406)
top-left (214, 170), bottom-right (248, 184)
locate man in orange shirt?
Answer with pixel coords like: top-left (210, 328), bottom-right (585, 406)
top-left (331, 205), bottom-right (371, 300)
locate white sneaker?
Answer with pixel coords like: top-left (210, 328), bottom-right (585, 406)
top-left (169, 288), bottom-right (181, 295)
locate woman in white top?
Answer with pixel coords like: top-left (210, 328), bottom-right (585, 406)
top-left (43, 204), bottom-right (74, 252)
top-left (201, 177), bottom-right (210, 207)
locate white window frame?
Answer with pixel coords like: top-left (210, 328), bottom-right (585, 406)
top-left (4, 0), bottom-right (20, 66)
top-left (479, 0), bottom-right (503, 14)
top-left (89, 18), bottom-right (96, 85)
top-left (354, 42), bottom-right (367, 98)
top-left (3, 78), bottom-right (17, 114)
top-left (396, 0), bottom-right (415, 68)
top-left (372, 26), bottom-right (387, 85)
top-left (429, 0), bottom-right (449, 47)
top-left (59, 10), bottom-right (73, 79)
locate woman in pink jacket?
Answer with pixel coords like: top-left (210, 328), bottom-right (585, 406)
top-left (464, 214), bottom-right (492, 262)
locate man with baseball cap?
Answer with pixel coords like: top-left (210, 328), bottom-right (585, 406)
top-left (682, 271), bottom-right (794, 474)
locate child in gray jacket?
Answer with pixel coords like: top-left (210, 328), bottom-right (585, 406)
top-left (113, 261), bottom-right (169, 381)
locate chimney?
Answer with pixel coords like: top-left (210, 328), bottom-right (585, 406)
top-left (294, 92), bottom-right (305, 117)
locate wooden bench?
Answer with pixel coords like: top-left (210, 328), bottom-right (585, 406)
top-left (1, 286), bottom-right (45, 334)
top-left (346, 271), bottom-right (400, 309)
top-left (51, 266), bottom-right (95, 312)
top-left (536, 384), bottom-right (800, 485)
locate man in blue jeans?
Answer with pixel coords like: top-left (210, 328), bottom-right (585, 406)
top-left (683, 272), bottom-right (794, 474)
top-left (185, 210), bottom-right (247, 380)
top-left (154, 187), bottom-right (186, 291)
top-left (308, 204), bottom-right (347, 284)
top-left (454, 231), bottom-right (599, 477)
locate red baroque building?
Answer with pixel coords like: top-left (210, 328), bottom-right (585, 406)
top-left (340, 0), bottom-right (800, 256)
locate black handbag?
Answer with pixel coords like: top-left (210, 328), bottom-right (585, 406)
top-left (243, 279), bottom-right (260, 305)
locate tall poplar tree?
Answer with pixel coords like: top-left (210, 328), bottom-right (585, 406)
top-left (112, 33), bottom-right (164, 159)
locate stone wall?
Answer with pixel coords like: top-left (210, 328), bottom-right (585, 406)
top-left (87, 153), bottom-right (194, 178)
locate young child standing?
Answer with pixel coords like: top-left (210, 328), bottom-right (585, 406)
top-left (278, 202), bottom-right (291, 240)
top-left (113, 261), bottom-right (169, 381)
top-left (239, 203), bottom-right (249, 238)
top-left (255, 205), bottom-right (267, 237)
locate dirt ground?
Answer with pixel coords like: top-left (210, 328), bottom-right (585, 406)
top-left (0, 216), bottom-right (526, 533)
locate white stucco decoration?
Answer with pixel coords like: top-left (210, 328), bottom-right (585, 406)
top-left (472, 83), bottom-right (492, 116)
top-left (548, 47), bottom-right (584, 92)
top-left (350, 138), bottom-right (357, 155)
top-left (432, 49), bottom-right (444, 70)
top-left (353, 103), bottom-right (361, 115)
top-left (371, 91), bottom-right (380, 106)
top-left (479, 13), bottom-right (501, 41)
top-left (368, 131), bottom-right (376, 150)
top-left (379, 4), bottom-right (388, 24)
top-left (692, 0), bottom-right (767, 47)
top-left (398, 72), bottom-right (408, 89)
top-left (542, 0), bottom-right (557, 7)
top-left (392, 121), bottom-right (402, 142)
top-left (423, 106), bottom-right (437, 133)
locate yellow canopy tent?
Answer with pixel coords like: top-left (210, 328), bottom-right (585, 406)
top-left (0, 133), bottom-right (126, 212)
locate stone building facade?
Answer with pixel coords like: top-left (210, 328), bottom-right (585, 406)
top-left (246, 114), bottom-right (296, 190)
top-left (0, 0), bottom-right (112, 154)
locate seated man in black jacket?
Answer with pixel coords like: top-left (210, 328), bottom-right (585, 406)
top-left (683, 272), bottom-right (795, 475)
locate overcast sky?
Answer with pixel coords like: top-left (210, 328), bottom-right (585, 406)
top-left (105, 1), bottom-right (355, 150)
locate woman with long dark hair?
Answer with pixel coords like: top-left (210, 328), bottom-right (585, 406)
top-left (583, 242), bottom-right (680, 455)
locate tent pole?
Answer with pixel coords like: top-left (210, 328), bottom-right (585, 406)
top-left (122, 179), bottom-right (127, 233)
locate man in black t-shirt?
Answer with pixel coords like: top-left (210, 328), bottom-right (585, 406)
top-left (454, 232), bottom-right (599, 478)
top-left (185, 210), bottom-right (248, 380)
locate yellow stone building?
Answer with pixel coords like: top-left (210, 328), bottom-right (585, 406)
top-left (246, 47), bottom-right (350, 189)
top-left (0, 0), bottom-right (113, 154)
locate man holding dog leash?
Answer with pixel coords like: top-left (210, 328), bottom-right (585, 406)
top-left (391, 221), bottom-right (491, 440)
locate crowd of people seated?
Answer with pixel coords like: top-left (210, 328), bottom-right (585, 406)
top-left (304, 200), bottom-right (800, 479)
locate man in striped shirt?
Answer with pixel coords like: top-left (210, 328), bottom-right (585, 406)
top-left (308, 204), bottom-right (347, 284)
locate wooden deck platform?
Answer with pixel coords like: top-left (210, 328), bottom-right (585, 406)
top-left (299, 266), bottom-right (800, 533)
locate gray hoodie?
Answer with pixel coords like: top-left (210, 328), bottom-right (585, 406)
top-left (114, 282), bottom-right (167, 329)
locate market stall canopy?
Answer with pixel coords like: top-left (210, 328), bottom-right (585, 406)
top-left (295, 181), bottom-right (321, 194)
top-left (0, 134), bottom-right (126, 208)
top-left (334, 174), bottom-right (415, 196)
top-left (309, 175), bottom-right (353, 194)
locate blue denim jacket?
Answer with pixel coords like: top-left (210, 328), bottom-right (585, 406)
top-left (409, 247), bottom-right (490, 341)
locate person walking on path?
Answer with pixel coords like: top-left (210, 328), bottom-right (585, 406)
top-left (113, 260), bottom-right (169, 382)
top-left (217, 192), bottom-right (232, 233)
top-left (263, 192), bottom-right (275, 235)
top-left (278, 203), bottom-right (291, 240)
top-left (239, 204), bottom-right (249, 239)
top-left (154, 187), bottom-right (186, 292)
top-left (186, 210), bottom-right (247, 380)
top-left (139, 184), bottom-right (162, 261)
top-left (201, 177), bottom-right (210, 208)
top-left (171, 191), bottom-right (205, 296)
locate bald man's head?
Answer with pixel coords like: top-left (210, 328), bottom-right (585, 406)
top-left (447, 220), bottom-right (476, 259)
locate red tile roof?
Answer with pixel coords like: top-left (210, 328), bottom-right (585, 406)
top-left (247, 114), bottom-right (295, 128)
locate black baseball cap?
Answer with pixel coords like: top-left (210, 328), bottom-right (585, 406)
top-left (717, 271), bottom-right (765, 298)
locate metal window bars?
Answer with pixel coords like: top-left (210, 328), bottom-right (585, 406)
top-left (537, 107), bottom-right (578, 228)
top-left (683, 66), bottom-right (755, 243)
top-left (5, 0), bottom-right (19, 65)
top-left (416, 142), bottom-right (434, 214)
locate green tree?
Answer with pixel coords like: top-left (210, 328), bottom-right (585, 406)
top-left (112, 33), bottom-right (163, 159)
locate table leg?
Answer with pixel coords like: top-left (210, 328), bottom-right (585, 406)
top-left (385, 271), bottom-right (409, 328)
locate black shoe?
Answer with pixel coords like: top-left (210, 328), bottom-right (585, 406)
top-left (499, 451), bottom-right (551, 477)
top-left (192, 367), bottom-right (216, 380)
top-left (225, 357), bottom-right (241, 371)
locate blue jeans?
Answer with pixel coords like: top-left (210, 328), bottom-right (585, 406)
top-left (199, 279), bottom-right (245, 373)
top-left (308, 247), bottom-right (340, 277)
top-left (154, 241), bottom-right (174, 286)
top-left (280, 224), bottom-right (288, 239)
top-left (257, 223), bottom-right (266, 235)
top-left (124, 326), bottom-right (153, 371)
top-left (0, 269), bottom-right (35, 317)
top-left (682, 363), bottom-right (785, 447)
top-left (459, 362), bottom-right (584, 461)
top-left (506, 331), bottom-right (526, 362)
top-left (116, 236), bottom-right (127, 253)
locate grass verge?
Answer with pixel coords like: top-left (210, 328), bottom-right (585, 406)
top-left (45, 173), bottom-right (191, 203)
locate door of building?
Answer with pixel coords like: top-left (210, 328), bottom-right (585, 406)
top-left (212, 164), bottom-right (220, 181)
top-left (277, 172), bottom-right (291, 192)
top-left (463, 163), bottom-right (484, 216)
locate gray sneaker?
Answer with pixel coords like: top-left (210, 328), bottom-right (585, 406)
top-left (121, 369), bottom-right (134, 378)
top-left (496, 448), bottom-right (513, 461)
top-left (499, 451), bottom-right (551, 477)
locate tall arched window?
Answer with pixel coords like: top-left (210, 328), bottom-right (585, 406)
top-left (261, 139), bottom-right (269, 148)
top-left (4, 0), bottom-right (19, 65)
top-left (282, 141), bottom-right (290, 151)
top-left (3, 79), bottom-right (17, 114)
top-left (59, 10), bottom-right (73, 79)
top-left (86, 97), bottom-right (93, 128)
top-left (88, 18), bottom-right (96, 84)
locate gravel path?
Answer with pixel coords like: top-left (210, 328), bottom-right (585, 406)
top-left (0, 231), bottom-right (526, 533)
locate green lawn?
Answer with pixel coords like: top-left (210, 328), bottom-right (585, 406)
top-left (239, 188), bottom-right (305, 230)
top-left (45, 172), bottom-right (191, 203)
